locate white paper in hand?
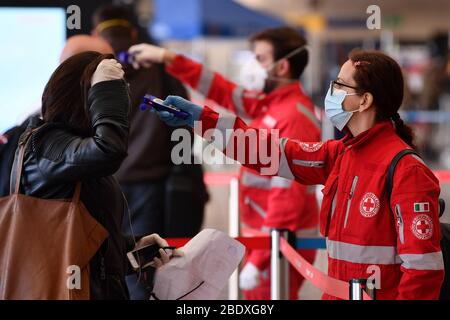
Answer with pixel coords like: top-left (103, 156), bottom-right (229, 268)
top-left (151, 229), bottom-right (245, 300)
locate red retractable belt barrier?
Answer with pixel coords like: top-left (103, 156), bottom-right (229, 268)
top-left (279, 237), bottom-right (372, 300)
top-left (241, 228), bottom-right (371, 300)
top-left (166, 228), bottom-right (372, 300)
top-left (204, 172), bottom-right (239, 186)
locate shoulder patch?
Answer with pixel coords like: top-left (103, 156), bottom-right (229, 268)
top-left (411, 214), bottom-right (433, 240)
top-left (414, 202), bottom-right (430, 213)
top-left (299, 142), bottom-right (323, 152)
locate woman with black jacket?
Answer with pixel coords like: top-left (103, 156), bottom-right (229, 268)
top-left (17, 51), bottom-right (175, 299)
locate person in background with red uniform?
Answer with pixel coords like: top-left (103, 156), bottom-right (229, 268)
top-left (150, 49), bottom-right (444, 300)
top-left (130, 27), bottom-right (320, 300)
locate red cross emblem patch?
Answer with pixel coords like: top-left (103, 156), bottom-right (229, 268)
top-left (411, 214), bottom-right (433, 240)
top-left (359, 192), bottom-right (380, 217)
top-left (299, 142), bottom-right (323, 153)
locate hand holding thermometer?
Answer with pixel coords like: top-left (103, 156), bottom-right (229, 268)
top-left (140, 94), bottom-right (190, 120)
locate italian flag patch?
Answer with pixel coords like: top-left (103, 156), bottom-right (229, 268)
top-left (414, 202), bottom-right (430, 213)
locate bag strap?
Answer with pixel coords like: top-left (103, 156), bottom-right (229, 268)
top-left (10, 128), bottom-right (35, 195)
top-left (9, 127), bottom-right (82, 203)
top-left (72, 182), bottom-right (82, 203)
top-left (386, 149), bottom-right (418, 204)
top-left (387, 149), bottom-right (445, 218)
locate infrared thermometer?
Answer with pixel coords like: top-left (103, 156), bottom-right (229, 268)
top-left (139, 94), bottom-right (190, 120)
top-left (117, 51), bottom-right (136, 65)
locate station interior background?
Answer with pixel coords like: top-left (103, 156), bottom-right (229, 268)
top-left (1, 0), bottom-right (450, 299)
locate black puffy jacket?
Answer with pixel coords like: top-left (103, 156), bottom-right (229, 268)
top-left (18, 80), bottom-right (136, 299)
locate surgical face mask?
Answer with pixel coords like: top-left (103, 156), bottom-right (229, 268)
top-left (324, 84), bottom-right (360, 131)
top-left (239, 55), bottom-right (269, 91)
top-left (239, 45), bottom-right (308, 92)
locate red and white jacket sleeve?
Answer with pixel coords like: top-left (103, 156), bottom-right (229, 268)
top-left (391, 158), bottom-right (444, 300)
top-left (247, 122), bottom-right (318, 270)
top-left (196, 106), bottom-right (339, 185)
top-left (166, 54), bottom-right (263, 118)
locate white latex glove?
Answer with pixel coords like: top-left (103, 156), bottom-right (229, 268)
top-left (134, 233), bottom-right (183, 269)
top-left (128, 43), bottom-right (166, 69)
top-left (239, 262), bottom-right (260, 290)
top-left (91, 59), bottom-right (124, 86)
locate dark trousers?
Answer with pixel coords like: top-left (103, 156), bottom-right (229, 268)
top-left (121, 179), bottom-right (166, 300)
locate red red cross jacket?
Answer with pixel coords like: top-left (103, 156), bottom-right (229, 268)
top-left (194, 106), bottom-right (444, 300)
top-left (166, 55), bottom-right (320, 271)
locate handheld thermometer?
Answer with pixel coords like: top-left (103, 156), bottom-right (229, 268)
top-left (139, 94), bottom-right (190, 120)
top-left (117, 51), bottom-right (135, 65)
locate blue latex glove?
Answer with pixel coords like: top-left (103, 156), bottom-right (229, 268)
top-left (150, 95), bottom-right (203, 128)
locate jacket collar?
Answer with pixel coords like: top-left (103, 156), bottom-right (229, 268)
top-left (27, 115), bottom-right (44, 129)
top-left (342, 120), bottom-right (395, 149)
top-left (263, 82), bottom-right (304, 103)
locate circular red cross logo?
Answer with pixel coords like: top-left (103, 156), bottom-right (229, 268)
top-left (299, 142), bottom-right (323, 153)
top-left (359, 192), bottom-right (380, 217)
top-left (411, 214), bottom-right (433, 240)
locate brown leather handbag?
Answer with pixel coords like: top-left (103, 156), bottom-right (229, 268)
top-left (0, 129), bottom-right (108, 299)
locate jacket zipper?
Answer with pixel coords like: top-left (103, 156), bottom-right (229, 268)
top-left (395, 204), bottom-right (405, 244)
top-left (323, 191), bottom-right (338, 237)
top-left (245, 197), bottom-right (267, 219)
top-left (344, 176), bottom-right (358, 228)
top-left (292, 159), bottom-right (324, 168)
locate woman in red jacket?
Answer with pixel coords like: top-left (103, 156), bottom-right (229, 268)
top-left (151, 49), bottom-right (444, 299)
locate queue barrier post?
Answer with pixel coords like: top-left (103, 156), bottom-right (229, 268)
top-left (349, 279), bottom-right (376, 300)
top-left (270, 229), bottom-right (290, 300)
top-left (228, 177), bottom-right (240, 300)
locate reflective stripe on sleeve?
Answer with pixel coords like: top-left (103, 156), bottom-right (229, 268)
top-left (209, 112), bottom-right (236, 152)
top-left (241, 171), bottom-right (271, 189)
top-left (271, 176), bottom-right (292, 188)
top-left (277, 138), bottom-right (295, 180)
top-left (197, 68), bottom-right (215, 96)
top-left (241, 172), bottom-right (292, 189)
top-left (399, 252), bottom-right (444, 271)
top-left (232, 86), bottom-right (247, 118)
top-left (296, 103), bottom-right (321, 130)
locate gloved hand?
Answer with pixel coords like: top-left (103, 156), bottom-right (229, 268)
top-left (128, 43), bottom-right (166, 69)
top-left (91, 59), bottom-right (124, 86)
top-left (134, 233), bottom-right (184, 269)
top-left (239, 262), bottom-right (260, 291)
top-left (150, 95), bottom-right (203, 128)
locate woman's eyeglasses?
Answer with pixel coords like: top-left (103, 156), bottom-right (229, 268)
top-left (330, 80), bottom-right (359, 95)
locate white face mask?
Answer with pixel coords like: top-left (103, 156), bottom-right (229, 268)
top-left (239, 45), bottom-right (308, 92)
top-left (239, 55), bottom-right (269, 91)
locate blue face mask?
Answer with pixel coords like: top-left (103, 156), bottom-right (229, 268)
top-left (324, 87), bottom-right (360, 131)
